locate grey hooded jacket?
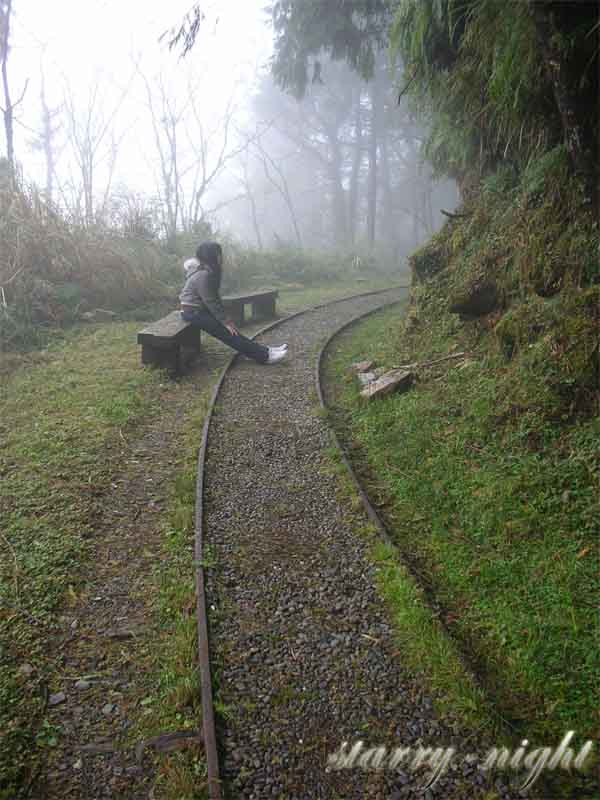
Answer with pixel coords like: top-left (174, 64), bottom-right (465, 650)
top-left (179, 265), bottom-right (228, 323)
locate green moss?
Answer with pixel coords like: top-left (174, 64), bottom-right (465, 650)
top-left (322, 158), bottom-right (599, 760)
top-left (408, 230), bottom-right (451, 283)
top-left (495, 287), bottom-right (599, 419)
top-left (325, 307), bottom-right (599, 747)
top-left (494, 295), bottom-right (558, 358)
top-left (417, 147), bottom-right (598, 323)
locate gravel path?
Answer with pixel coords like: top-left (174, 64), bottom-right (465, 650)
top-left (38, 346), bottom-right (232, 800)
top-left (203, 290), bottom-right (528, 800)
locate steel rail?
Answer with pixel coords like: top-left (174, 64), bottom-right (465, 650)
top-left (313, 299), bottom-right (525, 741)
top-left (193, 285), bottom-right (409, 799)
top-left (314, 298), bottom-right (408, 548)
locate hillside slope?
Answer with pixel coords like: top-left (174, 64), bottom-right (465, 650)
top-left (326, 146), bottom-right (598, 755)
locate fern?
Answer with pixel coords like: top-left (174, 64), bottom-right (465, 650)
top-left (390, 0), bottom-right (575, 180)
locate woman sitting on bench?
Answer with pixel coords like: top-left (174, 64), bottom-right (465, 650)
top-left (180, 241), bottom-right (288, 364)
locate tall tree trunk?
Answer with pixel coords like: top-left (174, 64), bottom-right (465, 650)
top-left (258, 146), bottom-right (303, 248)
top-left (287, 192), bottom-right (303, 248)
top-left (309, 164), bottom-right (327, 246)
top-left (367, 77), bottom-right (379, 249)
top-left (529, 1), bottom-right (598, 210)
top-left (42, 110), bottom-right (55, 201)
top-left (348, 89), bottom-right (363, 244)
top-left (1, 0), bottom-right (14, 184)
top-left (83, 151), bottom-right (94, 226)
top-left (329, 137), bottom-right (347, 247)
top-left (380, 130), bottom-right (394, 252)
top-left (246, 184), bottom-right (263, 249)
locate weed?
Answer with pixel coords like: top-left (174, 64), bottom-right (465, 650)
top-left (322, 245), bottom-right (598, 746)
top-left (0, 321), bottom-right (165, 794)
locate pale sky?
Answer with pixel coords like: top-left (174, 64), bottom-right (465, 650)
top-left (7, 0), bottom-right (273, 206)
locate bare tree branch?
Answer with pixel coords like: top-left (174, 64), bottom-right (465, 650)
top-left (62, 71), bottom-right (133, 224)
top-left (1, 0), bottom-right (17, 180)
top-left (252, 136), bottom-right (303, 247)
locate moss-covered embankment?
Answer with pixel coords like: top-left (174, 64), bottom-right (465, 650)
top-left (324, 146), bottom-right (599, 751)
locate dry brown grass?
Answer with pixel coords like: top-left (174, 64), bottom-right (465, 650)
top-left (0, 186), bottom-right (175, 348)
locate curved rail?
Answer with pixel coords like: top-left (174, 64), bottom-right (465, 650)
top-left (314, 300), bottom-right (518, 735)
top-left (314, 298), bottom-right (408, 549)
top-left (315, 299), bottom-right (474, 635)
top-left (193, 285), bottom-right (408, 799)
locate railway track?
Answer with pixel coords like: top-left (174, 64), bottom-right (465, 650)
top-left (194, 286), bottom-right (408, 798)
top-left (193, 286), bottom-right (529, 799)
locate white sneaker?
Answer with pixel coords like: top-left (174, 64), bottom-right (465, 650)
top-left (271, 343), bottom-right (288, 353)
top-left (267, 346), bottom-right (288, 364)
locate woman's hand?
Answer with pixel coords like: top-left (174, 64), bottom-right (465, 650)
top-left (225, 320), bottom-right (240, 336)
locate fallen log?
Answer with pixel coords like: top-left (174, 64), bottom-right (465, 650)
top-left (360, 369), bottom-right (414, 400)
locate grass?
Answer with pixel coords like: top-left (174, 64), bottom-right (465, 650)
top-left (323, 302), bottom-right (599, 753)
top-left (276, 275), bottom-right (407, 315)
top-left (0, 184), bottom-right (176, 351)
top-left (130, 277), bottom-right (404, 799)
top-left (0, 278), bottom-right (398, 798)
top-left (373, 539), bottom-right (490, 724)
top-left (125, 397), bottom-right (210, 800)
top-left (0, 180), bottom-right (406, 354)
top-left (0, 321), bottom-right (166, 797)
top-left (319, 451), bottom-right (494, 733)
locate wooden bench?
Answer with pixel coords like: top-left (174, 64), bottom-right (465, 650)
top-left (137, 290), bottom-right (278, 375)
top-left (137, 310), bottom-right (202, 375)
top-left (222, 290), bottom-right (278, 326)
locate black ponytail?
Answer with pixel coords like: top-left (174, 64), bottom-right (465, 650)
top-left (195, 241), bottom-right (223, 290)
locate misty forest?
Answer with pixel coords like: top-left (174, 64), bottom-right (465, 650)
top-left (1, 1), bottom-right (598, 799)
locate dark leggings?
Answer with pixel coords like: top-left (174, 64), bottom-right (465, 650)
top-left (181, 308), bottom-right (269, 363)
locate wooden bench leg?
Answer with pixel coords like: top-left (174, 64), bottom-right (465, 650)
top-left (180, 328), bottom-right (201, 370)
top-left (181, 326), bottom-right (201, 353)
top-left (191, 328), bottom-right (201, 352)
top-left (141, 343), bottom-right (156, 366)
top-left (252, 298), bottom-right (276, 320)
top-left (141, 343), bottom-right (180, 375)
top-left (227, 303), bottom-right (244, 326)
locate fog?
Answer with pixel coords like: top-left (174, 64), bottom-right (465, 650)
top-left (3, 0), bottom-right (457, 264)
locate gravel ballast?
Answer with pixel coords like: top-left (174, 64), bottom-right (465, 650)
top-left (202, 290), bottom-right (535, 799)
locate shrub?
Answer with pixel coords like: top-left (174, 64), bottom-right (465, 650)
top-left (0, 187), bottom-right (175, 350)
